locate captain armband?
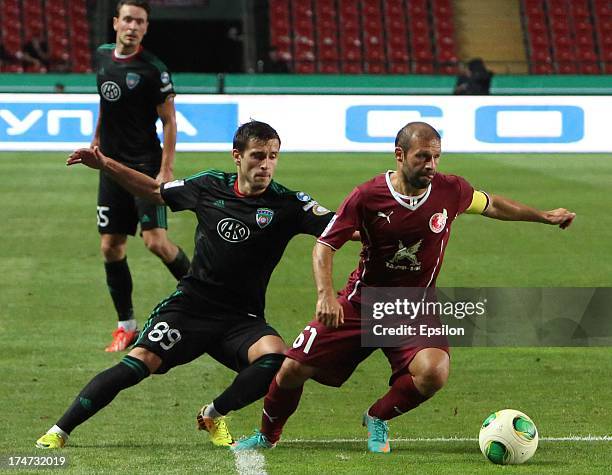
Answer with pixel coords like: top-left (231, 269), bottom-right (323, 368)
top-left (465, 190), bottom-right (490, 214)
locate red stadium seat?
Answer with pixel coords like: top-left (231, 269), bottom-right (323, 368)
top-left (414, 61), bottom-right (434, 74)
top-left (580, 62), bottom-right (600, 74)
top-left (341, 61), bottom-right (363, 73)
top-left (318, 61), bottom-right (339, 73)
top-left (365, 61), bottom-right (386, 74)
top-left (389, 62), bottom-right (410, 74)
top-left (532, 62), bottom-right (554, 74)
top-left (554, 46), bottom-right (575, 62)
top-left (438, 63), bottom-right (458, 74)
top-left (556, 61), bottom-right (577, 74)
top-left (294, 61), bottom-right (316, 73)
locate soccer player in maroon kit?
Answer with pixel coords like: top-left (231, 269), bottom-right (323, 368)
top-left (233, 122), bottom-right (576, 453)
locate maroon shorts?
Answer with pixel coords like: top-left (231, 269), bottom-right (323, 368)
top-left (285, 297), bottom-right (449, 387)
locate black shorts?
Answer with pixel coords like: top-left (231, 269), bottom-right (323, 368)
top-left (97, 170), bottom-right (168, 235)
top-left (134, 290), bottom-right (281, 374)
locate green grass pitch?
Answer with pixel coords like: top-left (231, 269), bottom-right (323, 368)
top-left (1, 151), bottom-right (611, 474)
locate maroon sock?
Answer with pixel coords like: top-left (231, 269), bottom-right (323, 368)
top-left (368, 374), bottom-right (429, 421)
top-left (260, 378), bottom-right (304, 444)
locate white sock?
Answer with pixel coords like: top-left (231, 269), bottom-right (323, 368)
top-left (203, 403), bottom-right (223, 419)
top-left (118, 319), bottom-right (138, 331)
top-left (48, 425), bottom-right (69, 440)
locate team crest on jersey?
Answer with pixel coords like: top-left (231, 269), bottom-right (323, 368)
top-left (429, 209), bottom-right (448, 233)
top-left (217, 218), bottom-right (250, 243)
top-left (256, 208), bottom-right (274, 228)
top-left (126, 72), bottom-right (141, 89)
top-left (386, 239), bottom-right (422, 271)
top-left (100, 81), bottom-right (121, 101)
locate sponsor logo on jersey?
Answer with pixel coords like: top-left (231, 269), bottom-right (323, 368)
top-left (429, 209), bottom-right (448, 233)
top-left (386, 239), bottom-right (422, 271)
top-left (296, 191), bottom-right (311, 202)
top-left (163, 179), bottom-right (184, 189)
top-left (217, 217), bottom-right (250, 243)
top-left (213, 199), bottom-right (225, 208)
top-left (256, 208), bottom-right (274, 228)
top-left (161, 71), bottom-right (170, 84)
top-left (126, 72), bottom-right (141, 89)
top-left (141, 214), bottom-right (151, 223)
top-left (377, 210), bottom-right (394, 224)
top-left (100, 81), bottom-right (121, 101)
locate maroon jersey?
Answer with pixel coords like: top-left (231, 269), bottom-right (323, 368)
top-left (318, 171), bottom-right (474, 303)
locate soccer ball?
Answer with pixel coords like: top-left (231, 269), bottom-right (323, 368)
top-left (478, 409), bottom-right (539, 465)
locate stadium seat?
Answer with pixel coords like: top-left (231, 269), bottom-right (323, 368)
top-left (318, 60), bottom-right (339, 73)
top-left (556, 61), bottom-right (578, 74)
top-left (294, 61), bottom-right (316, 74)
top-left (414, 61), bottom-right (434, 74)
top-left (365, 61), bottom-right (386, 74)
top-left (389, 61), bottom-right (410, 74)
top-left (341, 61), bottom-right (363, 74)
top-left (438, 63), bottom-right (458, 75)
top-left (580, 62), bottom-right (600, 74)
top-left (532, 62), bottom-right (554, 74)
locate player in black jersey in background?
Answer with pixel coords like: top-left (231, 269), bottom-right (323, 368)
top-left (35, 121), bottom-right (338, 449)
top-left (93, 0), bottom-right (190, 352)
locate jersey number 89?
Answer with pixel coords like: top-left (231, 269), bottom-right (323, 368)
top-left (148, 322), bottom-right (181, 350)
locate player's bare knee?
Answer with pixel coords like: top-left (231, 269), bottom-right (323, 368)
top-left (128, 347), bottom-right (162, 373)
top-left (100, 235), bottom-right (127, 261)
top-left (143, 237), bottom-right (165, 257)
top-left (414, 362), bottom-right (449, 396)
top-left (248, 335), bottom-right (287, 363)
top-left (143, 235), bottom-right (176, 261)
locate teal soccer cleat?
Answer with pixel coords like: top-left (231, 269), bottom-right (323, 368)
top-left (231, 430), bottom-right (276, 451)
top-left (362, 412), bottom-right (391, 453)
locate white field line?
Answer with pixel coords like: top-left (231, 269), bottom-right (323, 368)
top-left (233, 449), bottom-right (268, 475)
top-left (282, 435), bottom-right (612, 443)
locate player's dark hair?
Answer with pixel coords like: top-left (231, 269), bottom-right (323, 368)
top-left (116, 0), bottom-right (151, 18)
top-left (395, 122), bottom-right (441, 152)
top-left (233, 120), bottom-right (281, 152)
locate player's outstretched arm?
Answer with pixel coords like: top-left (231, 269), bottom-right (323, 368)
top-left (483, 194), bottom-right (575, 229)
top-left (67, 146), bottom-right (165, 205)
top-left (312, 242), bottom-right (344, 328)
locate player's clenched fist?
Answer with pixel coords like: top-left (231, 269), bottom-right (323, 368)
top-left (543, 208), bottom-right (576, 229)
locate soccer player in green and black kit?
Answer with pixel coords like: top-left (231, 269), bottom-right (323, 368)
top-left (93, 0), bottom-right (190, 352)
top-left (36, 121), bottom-right (339, 449)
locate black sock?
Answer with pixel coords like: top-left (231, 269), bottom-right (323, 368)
top-left (104, 258), bottom-right (134, 321)
top-left (213, 353), bottom-right (285, 415)
top-left (164, 247), bottom-right (190, 281)
top-left (56, 356), bottom-right (150, 434)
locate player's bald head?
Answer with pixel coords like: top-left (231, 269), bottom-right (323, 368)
top-left (395, 122), bottom-right (441, 152)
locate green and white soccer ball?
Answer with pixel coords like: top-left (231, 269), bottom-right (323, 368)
top-left (479, 409), bottom-right (539, 465)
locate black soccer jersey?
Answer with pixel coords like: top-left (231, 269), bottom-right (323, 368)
top-left (160, 170), bottom-right (334, 319)
top-left (95, 43), bottom-right (174, 168)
